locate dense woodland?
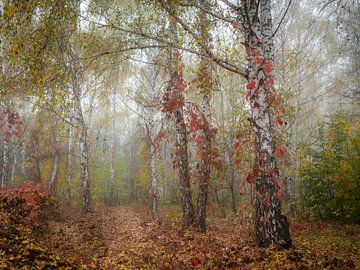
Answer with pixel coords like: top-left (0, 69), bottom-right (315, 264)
top-left (0, 0), bottom-right (359, 269)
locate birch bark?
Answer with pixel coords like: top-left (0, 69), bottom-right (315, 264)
top-left (1, 111), bottom-right (9, 188)
top-left (66, 122), bottom-right (74, 203)
top-left (196, 1), bottom-right (212, 231)
top-left (108, 86), bottom-right (116, 206)
top-left (167, 11), bottom-right (195, 227)
top-left (49, 134), bottom-right (60, 195)
top-left (240, 0), bottom-right (291, 248)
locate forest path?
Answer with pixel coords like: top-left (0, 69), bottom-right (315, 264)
top-left (98, 206), bottom-right (161, 269)
top-left (95, 205), bottom-right (242, 269)
top-left (90, 206), bottom-right (360, 270)
top-left (95, 205), bottom-right (253, 269)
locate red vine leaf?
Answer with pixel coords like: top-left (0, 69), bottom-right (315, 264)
top-left (264, 60), bottom-right (273, 74)
top-left (246, 80), bottom-right (256, 90)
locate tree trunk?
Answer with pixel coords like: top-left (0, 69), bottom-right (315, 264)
top-left (174, 109), bottom-right (195, 227)
top-left (48, 135), bottom-right (60, 195)
top-left (167, 12), bottom-right (195, 227)
top-left (241, 0), bottom-right (291, 248)
top-left (20, 145), bottom-right (26, 184)
top-left (195, 2), bottom-right (212, 231)
top-left (196, 88), bottom-right (211, 231)
top-left (227, 151), bottom-right (237, 214)
top-left (30, 130), bottom-right (42, 183)
top-left (77, 111), bottom-right (91, 212)
top-left (10, 150), bottom-right (17, 185)
top-left (1, 117), bottom-right (10, 188)
top-left (149, 140), bottom-right (157, 216)
top-left (108, 87), bottom-right (116, 206)
top-left (66, 122), bottom-right (74, 203)
top-left (71, 54), bottom-right (91, 213)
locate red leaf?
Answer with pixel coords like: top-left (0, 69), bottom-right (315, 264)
top-left (263, 60), bottom-right (273, 74)
top-left (231, 22), bottom-right (240, 30)
top-left (274, 179), bottom-right (282, 190)
top-left (254, 49), bottom-right (261, 56)
top-left (255, 57), bottom-right (264, 64)
top-left (246, 174), bottom-right (254, 184)
top-left (265, 192), bottom-right (270, 209)
top-left (246, 80), bottom-right (256, 90)
top-left (191, 257), bottom-right (198, 266)
top-left (277, 189), bottom-right (285, 199)
top-left (265, 78), bottom-right (274, 90)
top-left (346, 259), bottom-right (355, 268)
top-left (275, 145), bottom-right (286, 159)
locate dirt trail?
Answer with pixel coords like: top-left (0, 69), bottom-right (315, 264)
top-left (96, 206), bottom-right (248, 269)
top-left (98, 206), bottom-right (158, 269)
top-left (100, 206), bottom-right (147, 255)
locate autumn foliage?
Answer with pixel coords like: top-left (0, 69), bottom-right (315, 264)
top-left (0, 182), bottom-right (55, 229)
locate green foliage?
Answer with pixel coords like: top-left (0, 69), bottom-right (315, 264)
top-left (300, 113), bottom-right (360, 222)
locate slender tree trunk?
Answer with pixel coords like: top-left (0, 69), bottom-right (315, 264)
top-left (66, 122), bottom-right (74, 203)
top-left (74, 97), bottom-right (91, 212)
top-left (20, 145), bottom-right (26, 184)
top-left (241, 0), bottom-right (291, 248)
top-left (149, 140), bottom-right (157, 216)
top-left (1, 115), bottom-right (10, 188)
top-left (227, 150), bottom-right (237, 214)
top-left (71, 53), bottom-right (91, 212)
top-left (196, 1), bottom-right (212, 231)
top-left (108, 87), bottom-right (116, 206)
top-left (10, 150), bottom-right (17, 185)
top-left (174, 109), bottom-right (195, 227)
top-left (167, 11), bottom-right (195, 227)
top-left (77, 112), bottom-right (91, 212)
top-left (213, 188), bottom-right (226, 218)
top-left (29, 129), bottom-right (42, 184)
top-left (196, 88), bottom-right (212, 231)
top-left (48, 135), bottom-right (60, 195)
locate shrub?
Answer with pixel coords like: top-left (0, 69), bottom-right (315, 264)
top-left (0, 182), bottom-right (56, 229)
top-left (299, 113), bottom-right (360, 222)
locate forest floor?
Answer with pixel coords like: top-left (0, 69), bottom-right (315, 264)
top-left (1, 204), bottom-right (360, 269)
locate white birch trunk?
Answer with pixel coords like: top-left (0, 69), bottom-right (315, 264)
top-left (20, 145), bottom-right (26, 184)
top-left (74, 98), bottom-right (91, 212)
top-left (1, 112), bottom-right (9, 188)
top-left (240, 0), bottom-right (291, 248)
top-left (10, 150), bottom-right (17, 185)
top-left (108, 87), bottom-right (116, 206)
top-left (49, 136), bottom-right (60, 195)
top-left (149, 140), bottom-right (157, 216)
top-left (66, 122), bottom-right (74, 203)
top-left (196, 0), bottom-right (212, 231)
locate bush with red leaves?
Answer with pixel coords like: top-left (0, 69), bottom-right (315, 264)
top-left (0, 182), bottom-right (56, 230)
